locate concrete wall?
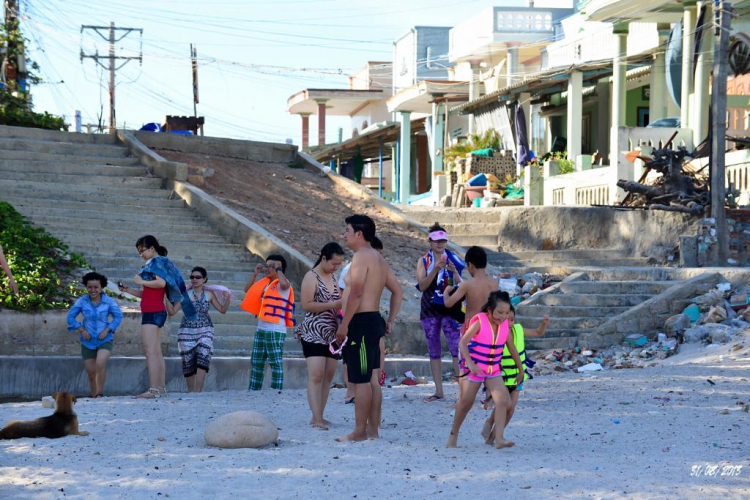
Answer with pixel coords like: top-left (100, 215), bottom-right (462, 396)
top-left (133, 131), bottom-right (298, 164)
top-left (0, 310), bottom-right (167, 357)
top-left (0, 356), bottom-right (453, 399)
top-left (411, 206), bottom-right (696, 259)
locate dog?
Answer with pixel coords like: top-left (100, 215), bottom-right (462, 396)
top-left (0, 392), bottom-right (89, 440)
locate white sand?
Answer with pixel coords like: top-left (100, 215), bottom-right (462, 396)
top-left (1, 341), bottom-right (749, 500)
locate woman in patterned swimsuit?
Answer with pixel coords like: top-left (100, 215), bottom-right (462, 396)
top-left (165, 266), bottom-right (230, 392)
top-left (296, 242), bottom-right (345, 429)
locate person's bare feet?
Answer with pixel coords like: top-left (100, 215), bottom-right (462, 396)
top-left (322, 419), bottom-right (333, 426)
top-left (310, 421), bottom-right (329, 430)
top-left (366, 425), bottom-right (379, 440)
top-left (494, 439), bottom-right (515, 449)
top-left (335, 431), bottom-right (367, 442)
top-left (446, 433), bottom-right (458, 448)
top-left (481, 421), bottom-right (494, 443)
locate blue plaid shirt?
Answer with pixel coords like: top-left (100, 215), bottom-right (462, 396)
top-left (67, 294), bottom-right (123, 350)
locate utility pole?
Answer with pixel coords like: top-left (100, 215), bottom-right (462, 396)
top-left (190, 44), bottom-right (199, 118)
top-left (710, 1), bottom-right (731, 266)
top-left (80, 22), bottom-right (142, 133)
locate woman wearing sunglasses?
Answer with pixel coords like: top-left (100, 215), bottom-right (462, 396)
top-left (164, 266), bottom-right (231, 392)
top-left (295, 242), bottom-right (345, 429)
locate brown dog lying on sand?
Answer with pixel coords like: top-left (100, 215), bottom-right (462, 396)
top-left (0, 392), bottom-right (90, 440)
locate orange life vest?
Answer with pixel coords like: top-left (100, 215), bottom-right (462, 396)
top-left (240, 277), bottom-right (295, 327)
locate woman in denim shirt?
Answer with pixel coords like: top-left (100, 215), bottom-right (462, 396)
top-left (67, 272), bottom-right (123, 397)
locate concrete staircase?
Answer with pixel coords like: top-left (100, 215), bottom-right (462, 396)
top-left (517, 279), bottom-right (676, 350)
top-left (0, 125), bottom-right (304, 357)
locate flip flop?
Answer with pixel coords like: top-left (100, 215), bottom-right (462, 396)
top-left (344, 397), bottom-right (355, 404)
top-left (424, 394), bottom-right (445, 403)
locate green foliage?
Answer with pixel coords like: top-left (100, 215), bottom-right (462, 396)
top-left (444, 130), bottom-right (503, 160)
top-left (0, 201), bottom-right (87, 311)
top-left (549, 152), bottom-right (575, 175)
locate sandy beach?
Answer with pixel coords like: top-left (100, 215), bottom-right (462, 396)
top-left (1, 341), bottom-right (749, 500)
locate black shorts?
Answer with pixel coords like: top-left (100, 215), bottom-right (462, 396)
top-left (301, 339), bottom-right (340, 360)
top-left (342, 312), bottom-right (384, 384)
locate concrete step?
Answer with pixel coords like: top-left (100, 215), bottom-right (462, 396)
top-left (526, 335), bottom-right (578, 350)
top-left (496, 249), bottom-right (630, 260)
top-left (399, 207), bottom-right (507, 225)
top-left (0, 159), bottom-right (148, 176)
top-left (0, 149), bottom-right (138, 164)
top-left (95, 268), bottom-right (257, 283)
top-left (557, 281), bottom-right (675, 295)
top-left (176, 334), bottom-right (303, 355)
top-left (32, 221), bottom-right (223, 241)
top-left (0, 124), bottom-right (118, 144)
top-left (450, 234), bottom-right (499, 248)
top-left (490, 257), bottom-right (650, 268)
top-left (515, 304), bottom-right (631, 318)
top-left (16, 206), bottom-right (198, 225)
top-left (27, 216), bottom-right (210, 234)
top-left (3, 198), bottom-right (188, 217)
top-left (173, 310), bottom-right (306, 326)
top-left (529, 327), bottom-right (590, 338)
top-left (86, 256), bottom-right (256, 271)
top-left (58, 235), bottom-right (242, 250)
top-left (0, 137), bottom-right (130, 157)
top-left (64, 245), bottom-right (256, 263)
top-left (96, 268), bottom-right (261, 284)
top-left (1, 191), bottom-right (183, 207)
top-left (515, 316), bottom-right (607, 330)
top-left (440, 222), bottom-right (502, 236)
top-left (0, 179), bottom-right (167, 198)
top-left (536, 293), bottom-right (652, 307)
top-left (1, 171), bottom-right (162, 188)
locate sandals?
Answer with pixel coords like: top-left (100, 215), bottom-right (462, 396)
top-left (134, 387), bottom-right (161, 399)
top-left (424, 394), bottom-right (445, 403)
top-left (344, 397), bottom-right (355, 404)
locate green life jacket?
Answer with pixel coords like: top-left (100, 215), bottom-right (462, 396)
top-left (501, 324), bottom-right (531, 385)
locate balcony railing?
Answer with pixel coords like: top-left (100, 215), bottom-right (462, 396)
top-left (495, 10), bottom-right (554, 33)
top-left (543, 22), bottom-right (658, 70)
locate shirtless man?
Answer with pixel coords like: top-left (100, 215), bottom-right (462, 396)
top-left (336, 215), bottom-right (402, 442)
top-left (443, 246), bottom-right (499, 324)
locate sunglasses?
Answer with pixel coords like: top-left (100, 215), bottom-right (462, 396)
top-left (190, 275), bottom-right (204, 280)
top-left (329, 337), bottom-right (348, 355)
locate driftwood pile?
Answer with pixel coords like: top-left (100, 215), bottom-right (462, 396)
top-left (618, 146), bottom-right (709, 214)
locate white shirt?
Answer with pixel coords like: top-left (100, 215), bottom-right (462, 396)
top-left (338, 263), bottom-right (351, 290)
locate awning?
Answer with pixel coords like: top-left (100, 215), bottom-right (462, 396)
top-left (311, 119), bottom-right (426, 161)
top-left (387, 80), bottom-right (472, 114)
top-left (287, 88), bottom-right (384, 116)
top-left (450, 55), bottom-right (652, 115)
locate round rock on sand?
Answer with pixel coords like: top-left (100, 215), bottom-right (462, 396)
top-left (204, 411), bottom-right (279, 449)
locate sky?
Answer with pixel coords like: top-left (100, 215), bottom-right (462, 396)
top-left (20, 0), bottom-right (572, 145)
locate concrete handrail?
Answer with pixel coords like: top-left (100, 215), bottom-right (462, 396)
top-left (117, 130), bottom-right (188, 181)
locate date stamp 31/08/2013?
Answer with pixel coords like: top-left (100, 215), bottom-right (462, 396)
top-left (690, 464), bottom-right (743, 477)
